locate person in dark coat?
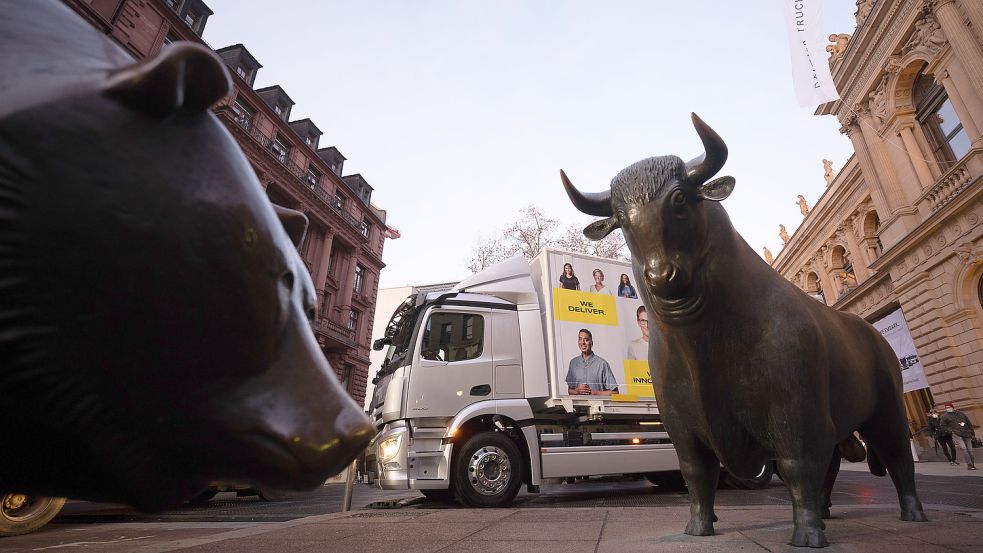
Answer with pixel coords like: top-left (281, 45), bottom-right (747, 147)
top-left (927, 409), bottom-right (955, 463)
top-left (940, 402), bottom-right (977, 470)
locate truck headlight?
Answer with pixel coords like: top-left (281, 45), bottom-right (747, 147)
top-left (379, 435), bottom-right (402, 462)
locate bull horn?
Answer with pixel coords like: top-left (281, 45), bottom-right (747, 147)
top-left (560, 170), bottom-right (612, 217)
top-left (684, 113), bottom-right (728, 185)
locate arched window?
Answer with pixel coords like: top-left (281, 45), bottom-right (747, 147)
top-left (831, 245), bottom-right (857, 291)
top-left (862, 210), bottom-right (883, 260)
top-left (807, 272), bottom-right (825, 304)
top-left (913, 66), bottom-right (971, 167)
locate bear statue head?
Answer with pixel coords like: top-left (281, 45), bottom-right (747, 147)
top-left (0, 0), bottom-right (373, 510)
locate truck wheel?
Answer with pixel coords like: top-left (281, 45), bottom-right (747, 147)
top-left (0, 494), bottom-right (66, 537)
top-left (453, 431), bottom-right (523, 508)
top-left (420, 489), bottom-right (456, 503)
top-left (645, 471), bottom-right (686, 490)
top-left (720, 462), bottom-right (775, 490)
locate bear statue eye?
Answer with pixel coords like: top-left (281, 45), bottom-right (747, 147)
top-left (669, 189), bottom-right (687, 210)
top-left (280, 271), bottom-right (295, 291)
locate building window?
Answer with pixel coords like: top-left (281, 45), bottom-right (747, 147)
top-left (273, 104), bottom-right (283, 116)
top-left (339, 364), bottom-right (352, 392)
top-left (231, 99), bottom-right (254, 129)
top-left (806, 272), bottom-right (825, 304)
top-left (914, 68), bottom-right (971, 167)
top-left (332, 193), bottom-right (345, 211)
top-left (235, 66), bottom-right (247, 80)
top-left (163, 33), bottom-right (179, 46)
top-left (348, 309), bottom-right (360, 332)
top-left (165, 0), bottom-right (179, 9)
top-left (306, 166), bottom-right (321, 189)
top-left (359, 220), bottom-right (369, 237)
top-left (271, 136), bottom-right (290, 164)
top-left (184, 11), bottom-right (198, 28)
top-left (353, 264), bottom-right (365, 294)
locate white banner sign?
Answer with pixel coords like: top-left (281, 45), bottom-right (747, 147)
top-left (783, 0), bottom-right (840, 107)
top-left (873, 308), bottom-right (930, 394)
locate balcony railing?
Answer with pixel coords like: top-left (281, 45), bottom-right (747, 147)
top-left (215, 107), bottom-right (371, 236)
top-left (922, 155), bottom-right (974, 213)
top-left (313, 317), bottom-right (356, 350)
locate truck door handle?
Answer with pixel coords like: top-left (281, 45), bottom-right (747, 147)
top-left (470, 384), bottom-right (492, 396)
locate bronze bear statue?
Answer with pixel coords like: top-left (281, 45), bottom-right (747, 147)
top-left (0, 0), bottom-right (373, 511)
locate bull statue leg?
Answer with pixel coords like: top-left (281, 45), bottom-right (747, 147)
top-left (776, 455), bottom-right (831, 547)
top-left (860, 414), bottom-right (927, 522)
top-left (821, 451), bottom-right (841, 519)
top-left (675, 438), bottom-right (720, 536)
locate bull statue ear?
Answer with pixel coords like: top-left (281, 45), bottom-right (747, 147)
top-left (104, 43), bottom-right (231, 118)
top-left (584, 218), bottom-right (620, 240)
top-left (273, 205), bottom-right (309, 248)
top-left (697, 176), bottom-right (736, 202)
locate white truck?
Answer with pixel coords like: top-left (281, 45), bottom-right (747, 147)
top-left (364, 250), bottom-right (701, 507)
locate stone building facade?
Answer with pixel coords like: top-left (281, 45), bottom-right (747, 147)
top-left (775, 0), bottom-right (983, 439)
top-left (64, 0), bottom-right (388, 405)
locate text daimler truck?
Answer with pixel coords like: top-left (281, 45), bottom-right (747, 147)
top-left (365, 249), bottom-right (699, 507)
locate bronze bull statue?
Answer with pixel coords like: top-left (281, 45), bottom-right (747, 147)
top-left (0, 0), bottom-right (373, 511)
top-left (561, 113), bottom-right (926, 547)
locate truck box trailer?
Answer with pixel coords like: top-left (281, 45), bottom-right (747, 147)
top-left (364, 249), bottom-right (689, 506)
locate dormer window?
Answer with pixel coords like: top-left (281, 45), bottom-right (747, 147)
top-left (184, 11), bottom-right (199, 29)
top-left (273, 104), bottom-right (282, 116)
top-left (235, 66), bottom-right (247, 79)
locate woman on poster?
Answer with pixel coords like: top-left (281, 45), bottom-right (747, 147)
top-left (617, 273), bottom-right (637, 298)
top-left (589, 268), bottom-right (613, 295)
top-left (559, 263), bottom-right (580, 290)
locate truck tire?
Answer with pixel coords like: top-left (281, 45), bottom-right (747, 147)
top-left (453, 431), bottom-right (523, 508)
top-left (420, 489), bottom-right (456, 503)
top-left (645, 471), bottom-right (687, 490)
top-left (0, 494), bottom-right (66, 537)
top-left (720, 461), bottom-right (775, 490)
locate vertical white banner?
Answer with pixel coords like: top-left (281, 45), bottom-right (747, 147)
top-left (873, 308), bottom-right (930, 394)
top-left (783, 0), bottom-right (840, 107)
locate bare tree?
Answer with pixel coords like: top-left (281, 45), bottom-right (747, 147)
top-left (503, 206), bottom-right (559, 259)
top-left (557, 223), bottom-right (630, 261)
top-left (466, 235), bottom-right (507, 273)
top-left (465, 205), bottom-right (628, 274)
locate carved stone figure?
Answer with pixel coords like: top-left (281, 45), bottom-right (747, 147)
top-left (780, 224), bottom-right (791, 245)
top-left (796, 195), bottom-right (811, 217)
top-left (825, 33), bottom-right (851, 62)
top-left (823, 159), bottom-right (837, 186)
top-left (868, 74), bottom-right (889, 122)
top-left (0, 0), bottom-right (373, 511)
top-left (855, 0), bottom-right (874, 26)
top-left (903, 14), bottom-right (947, 55)
top-left (763, 247), bottom-right (774, 264)
top-left (561, 113), bottom-right (926, 547)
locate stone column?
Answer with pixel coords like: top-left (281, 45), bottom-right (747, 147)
top-left (856, 106), bottom-right (914, 208)
top-left (897, 123), bottom-right (936, 187)
top-left (841, 220), bottom-right (871, 282)
top-left (338, 249), bottom-right (359, 321)
top-left (314, 232), bottom-right (334, 291)
top-left (929, 0), bottom-right (983, 95)
top-left (839, 118), bottom-right (896, 217)
top-left (939, 68), bottom-right (983, 147)
top-left (957, 0), bottom-right (983, 48)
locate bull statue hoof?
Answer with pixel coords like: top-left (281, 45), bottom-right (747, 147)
top-left (684, 518), bottom-right (715, 536)
top-left (790, 525), bottom-right (829, 548)
top-left (900, 501), bottom-right (928, 522)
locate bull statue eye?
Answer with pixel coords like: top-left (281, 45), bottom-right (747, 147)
top-left (670, 189), bottom-right (687, 209)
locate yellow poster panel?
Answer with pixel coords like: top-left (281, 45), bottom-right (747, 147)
top-left (624, 359), bottom-right (655, 398)
top-left (552, 288), bottom-right (618, 326)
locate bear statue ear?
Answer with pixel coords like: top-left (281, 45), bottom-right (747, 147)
top-left (273, 205), bottom-right (309, 248)
top-left (104, 43), bottom-right (231, 118)
top-left (584, 218), bottom-right (620, 240)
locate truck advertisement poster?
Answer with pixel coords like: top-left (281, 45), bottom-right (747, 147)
top-left (548, 252), bottom-right (654, 399)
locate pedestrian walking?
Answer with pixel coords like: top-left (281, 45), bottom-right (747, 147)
top-left (939, 402), bottom-right (977, 470)
top-left (927, 409), bottom-right (956, 463)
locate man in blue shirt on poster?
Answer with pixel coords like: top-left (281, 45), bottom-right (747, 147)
top-left (566, 329), bottom-right (618, 396)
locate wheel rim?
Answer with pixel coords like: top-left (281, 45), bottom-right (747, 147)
top-left (1, 494), bottom-right (55, 522)
top-left (467, 445), bottom-right (511, 496)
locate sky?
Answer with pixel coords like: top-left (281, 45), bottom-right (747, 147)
top-left (201, 0), bottom-right (861, 288)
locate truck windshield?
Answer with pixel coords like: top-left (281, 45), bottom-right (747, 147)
top-left (377, 295), bottom-right (423, 378)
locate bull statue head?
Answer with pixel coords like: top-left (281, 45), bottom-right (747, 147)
top-left (561, 113), bottom-right (735, 321)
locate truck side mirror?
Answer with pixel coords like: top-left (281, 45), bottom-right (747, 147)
top-left (373, 338), bottom-right (390, 351)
